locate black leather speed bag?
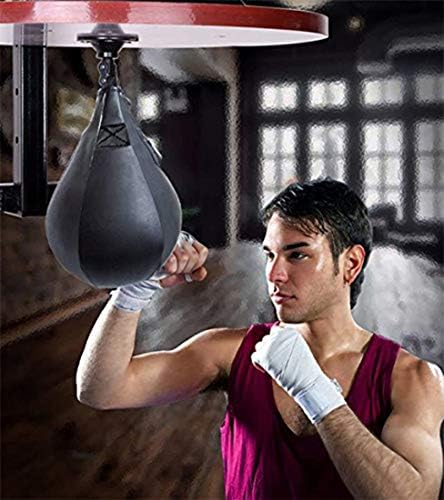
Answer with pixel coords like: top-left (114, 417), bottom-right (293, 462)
top-left (45, 85), bottom-right (182, 288)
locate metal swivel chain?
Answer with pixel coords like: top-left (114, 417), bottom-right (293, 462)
top-left (97, 56), bottom-right (119, 88)
top-left (77, 26), bottom-right (139, 89)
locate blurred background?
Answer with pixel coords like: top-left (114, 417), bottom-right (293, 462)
top-left (1, 0), bottom-right (443, 498)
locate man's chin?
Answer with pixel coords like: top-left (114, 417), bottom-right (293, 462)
top-left (276, 307), bottom-right (306, 324)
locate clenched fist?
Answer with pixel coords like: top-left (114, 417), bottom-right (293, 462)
top-left (251, 323), bottom-right (346, 424)
top-left (109, 231), bottom-right (209, 312)
top-left (157, 231), bottom-right (209, 288)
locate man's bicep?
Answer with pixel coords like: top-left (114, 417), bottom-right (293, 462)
top-left (125, 327), bottom-right (242, 407)
top-left (102, 328), bottom-right (229, 408)
top-left (381, 357), bottom-right (444, 497)
top-left (381, 411), bottom-right (443, 495)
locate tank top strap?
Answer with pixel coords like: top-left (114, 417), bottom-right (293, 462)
top-left (347, 333), bottom-right (401, 418)
top-left (228, 322), bottom-right (275, 390)
top-left (225, 322), bottom-right (277, 432)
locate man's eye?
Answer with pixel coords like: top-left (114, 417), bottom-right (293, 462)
top-left (290, 252), bottom-right (305, 260)
top-left (265, 253), bottom-right (274, 260)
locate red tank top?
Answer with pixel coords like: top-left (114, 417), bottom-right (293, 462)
top-left (220, 322), bottom-right (401, 499)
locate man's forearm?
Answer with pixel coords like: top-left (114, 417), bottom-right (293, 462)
top-left (76, 301), bottom-right (141, 408)
top-left (316, 405), bottom-right (424, 499)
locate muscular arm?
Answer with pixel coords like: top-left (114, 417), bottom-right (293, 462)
top-left (316, 356), bottom-right (444, 499)
top-left (76, 301), bottom-right (242, 409)
top-left (75, 231), bottom-right (241, 409)
top-left (76, 302), bottom-right (142, 408)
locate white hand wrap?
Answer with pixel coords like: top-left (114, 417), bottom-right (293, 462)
top-left (109, 278), bottom-right (161, 312)
top-left (109, 231), bottom-right (195, 312)
top-left (251, 324), bottom-right (346, 424)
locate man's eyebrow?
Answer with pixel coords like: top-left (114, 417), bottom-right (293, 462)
top-left (262, 242), bottom-right (311, 252)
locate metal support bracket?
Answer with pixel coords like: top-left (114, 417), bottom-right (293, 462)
top-left (0, 24), bottom-right (51, 217)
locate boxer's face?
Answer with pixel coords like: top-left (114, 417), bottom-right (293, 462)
top-left (263, 213), bottom-right (347, 324)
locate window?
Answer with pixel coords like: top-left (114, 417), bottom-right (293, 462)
top-left (308, 123), bottom-right (347, 181)
top-left (259, 125), bottom-right (298, 205)
top-left (414, 74), bottom-right (444, 104)
top-left (361, 77), bottom-right (404, 107)
top-left (138, 92), bottom-right (160, 121)
top-left (259, 82), bottom-right (298, 111)
top-left (415, 120), bottom-right (444, 221)
top-left (308, 80), bottom-right (348, 109)
top-left (362, 122), bottom-right (404, 219)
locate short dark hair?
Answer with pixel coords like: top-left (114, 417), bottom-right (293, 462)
top-left (261, 178), bottom-right (373, 309)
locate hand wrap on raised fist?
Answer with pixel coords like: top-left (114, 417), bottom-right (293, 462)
top-left (251, 324), bottom-right (346, 424)
top-left (109, 231), bottom-right (196, 312)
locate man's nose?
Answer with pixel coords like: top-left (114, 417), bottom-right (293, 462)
top-left (266, 257), bottom-right (289, 283)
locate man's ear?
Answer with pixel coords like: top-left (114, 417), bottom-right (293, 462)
top-left (343, 245), bottom-right (366, 285)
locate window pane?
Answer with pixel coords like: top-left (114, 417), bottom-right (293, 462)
top-left (362, 78), bottom-right (403, 106)
top-left (261, 127), bottom-right (277, 156)
top-left (281, 127), bottom-right (297, 155)
top-left (417, 189), bottom-right (435, 220)
top-left (281, 84), bottom-right (298, 110)
top-left (260, 84), bottom-right (279, 110)
top-left (259, 125), bottom-right (298, 202)
top-left (309, 80), bottom-right (347, 108)
top-left (308, 124), bottom-right (346, 181)
top-left (439, 122), bottom-right (444, 152)
top-left (309, 126), bottom-right (326, 154)
top-left (364, 157), bottom-right (381, 187)
top-left (327, 124), bottom-right (346, 155)
top-left (417, 156), bottom-right (435, 186)
top-left (365, 189), bottom-right (381, 208)
top-left (363, 123), bottom-right (381, 153)
top-left (415, 74), bottom-right (438, 103)
top-left (415, 122), bottom-right (435, 153)
top-left (262, 159), bottom-right (276, 187)
top-left (327, 158), bottom-right (345, 181)
top-left (384, 123), bottom-right (402, 153)
top-left (439, 157), bottom-right (444, 187)
top-left (362, 80), bottom-right (382, 106)
top-left (310, 158), bottom-right (325, 179)
top-left (384, 78), bottom-right (404, 105)
top-left (440, 192), bottom-right (444, 219)
top-left (308, 81), bottom-right (327, 108)
top-left (384, 157), bottom-right (402, 187)
top-left (281, 159), bottom-right (296, 185)
top-left (259, 83), bottom-right (298, 111)
top-left (329, 81), bottom-right (347, 107)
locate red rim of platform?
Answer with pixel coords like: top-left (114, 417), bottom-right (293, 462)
top-left (0, 1), bottom-right (328, 37)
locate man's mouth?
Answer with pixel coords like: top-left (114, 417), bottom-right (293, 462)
top-left (271, 293), bottom-right (295, 304)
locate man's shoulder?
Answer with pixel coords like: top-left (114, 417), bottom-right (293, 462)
top-left (197, 326), bottom-right (250, 393)
top-left (199, 326), bottom-right (249, 342)
top-left (193, 325), bottom-right (248, 360)
top-left (391, 348), bottom-right (444, 417)
top-left (394, 348), bottom-right (443, 380)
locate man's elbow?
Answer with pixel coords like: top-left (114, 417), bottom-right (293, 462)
top-left (76, 384), bottom-right (115, 410)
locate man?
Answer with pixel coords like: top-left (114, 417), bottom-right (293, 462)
top-left (76, 179), bottom-right (444, 499)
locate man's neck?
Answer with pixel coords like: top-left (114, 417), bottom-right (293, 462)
top-left (281, 312), bottom-right (369, 361)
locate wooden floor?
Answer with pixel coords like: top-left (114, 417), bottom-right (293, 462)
top-left (1, 306), bottom-right (227, 499)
